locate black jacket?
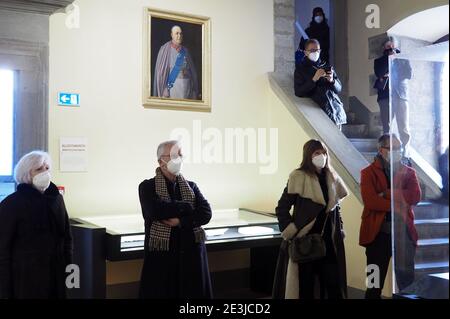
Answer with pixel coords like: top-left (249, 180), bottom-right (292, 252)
top-left (294, 58), bottom-right (347, 126)
top-left (0, 183), bottom-right (73, 299)
top-left (374, 54), bottom-right (412, 101)
top-left (374, 55), bottom-right (390, 101)
top-left (138, 177), bottom-right (213, 299)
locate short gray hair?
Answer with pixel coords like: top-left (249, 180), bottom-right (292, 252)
top-left (378, 133), bottom-right (401, 148)
top-left (14, 150), bottom-right (52, 184)
top-left (156, 140), bottom-right (181, 160)
top-left (304, 38), bottom-right (320, 50)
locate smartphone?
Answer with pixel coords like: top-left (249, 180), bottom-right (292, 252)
top-left (324, 66), bottom-right (333, 73)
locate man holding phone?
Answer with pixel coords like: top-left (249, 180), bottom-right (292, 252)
top-left (294, 39), bottom-right (347, 129)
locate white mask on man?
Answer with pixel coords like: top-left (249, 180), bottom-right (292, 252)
top-left (312, 154), bottom-right (327, 169)
top-left (386, 150), bottom-right (402, 163)
top-left (163, 159), bottom-right (183, 175)
top-left (32, 171), bottom-right (51, 192)
top-left (308, 51), bottom-right (320, 62)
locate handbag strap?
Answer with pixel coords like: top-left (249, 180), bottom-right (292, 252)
top-left (320, 212), bottom-right (330, 237)
top-left (288, 210), bottom-right (331, 241)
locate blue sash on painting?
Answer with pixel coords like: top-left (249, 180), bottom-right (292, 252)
top-left (167, 48), bottom-right (186, 89)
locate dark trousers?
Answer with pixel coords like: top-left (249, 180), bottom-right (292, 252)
top-left (378, 96), bottom-right (411, 155)
top-left (298, 260), bottom-right (342, 299)
top-left (365, 230), bottom-right (415, 299)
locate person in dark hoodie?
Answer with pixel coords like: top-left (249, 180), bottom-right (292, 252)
top-left (295, 38), bottom-right (347, 129)
top-left (0, 151), bottom-right (73, 299)
top-left (299, 7), bottom-right (330, 65)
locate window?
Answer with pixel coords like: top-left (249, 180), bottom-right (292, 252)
top-left (0, 69), bottom-right (15, 201)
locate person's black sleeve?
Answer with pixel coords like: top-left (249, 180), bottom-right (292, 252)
top-left (295, 66), bottom-right (317, 97)
top-left (60, 198), bottom-right (73, 265)
top-left (374, 57), bottom-right (388, 79)
top-left (138, 180), bottom-right (192, 222)
top-left (179, 182), bottom-right (212, 229)
top-left (0, 200), bottom-right (16, 299)
top-left (275, 185), bottom-right (297, 232)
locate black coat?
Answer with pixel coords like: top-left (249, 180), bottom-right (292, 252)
top-left (374, 54), bottom-right (412, 101)
top-left (294, 58), bottom-right (347, 126)
top-left (138, 177), bottom-right (213, 299)
top-left (272, 175), bottom-right (347, 299)
top-left (0, 183), bottom-right (73, 299)
top-left (374, 55), bottom-right (390, 101)
top-left (299, 22), bottom-right (330, 64)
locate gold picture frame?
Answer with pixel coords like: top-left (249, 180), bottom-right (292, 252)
top-left (142, 8), bottom-right (211, 112)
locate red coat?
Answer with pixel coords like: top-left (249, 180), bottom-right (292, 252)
top-left (359, 157), bottom-right (421, 247)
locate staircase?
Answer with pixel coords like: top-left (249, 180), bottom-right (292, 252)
top-left (269, 72), bottom-right (448, 297)
top-left (344, 111), bottom-right (449, 282)
top-left (414, 202), bottom-right (449, 278)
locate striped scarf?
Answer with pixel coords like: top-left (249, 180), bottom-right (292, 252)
top-left (148, 167), bottom-right (206, 251)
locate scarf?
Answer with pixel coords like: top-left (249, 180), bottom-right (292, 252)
top-left (148, 167), bottom-right (206, 251)
top-left (376, 153), bottom-right (391, 185)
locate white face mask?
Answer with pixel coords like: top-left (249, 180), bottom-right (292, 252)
top-left (314, 16), bottom-right (324, 24)
top-left (312, 154), bottom-right (327, 169)
top-left (163, 158), bottom-right (183, 175)
top-left (387, 150), bottom-right (402, 163)
top-left (308, 51), bottom-right (320, 62)
top-left (32, 171), bottom-right (51, 192)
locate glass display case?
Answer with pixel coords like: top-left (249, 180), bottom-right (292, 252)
top-left (69, 208), bottom-right (282, 298)
top-left (72, 208), bottom-right (281, 261)
top-left (389, 41), bottom-right (449, 299)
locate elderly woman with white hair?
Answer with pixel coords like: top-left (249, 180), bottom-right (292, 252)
top-left (0, 151), bottom-right (73, 299)
top-left (138, 140), bottom-right (212, 299)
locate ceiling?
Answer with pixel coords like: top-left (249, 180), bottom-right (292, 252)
top-left (0, 0), bottom-right (74, 15)
top-left (388, 5), bottom-right (449, 43)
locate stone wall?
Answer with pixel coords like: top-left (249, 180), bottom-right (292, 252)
top-left (274, 0), bottom-right (295, 74)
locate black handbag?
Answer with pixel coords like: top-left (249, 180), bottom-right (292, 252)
top-left (288, 213), bottom-right (329, 264)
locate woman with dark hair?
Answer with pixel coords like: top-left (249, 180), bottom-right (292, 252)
top-left (299, 7), bottom-right (330, 64)
top-left (272, 139), bottom-right (348, 299)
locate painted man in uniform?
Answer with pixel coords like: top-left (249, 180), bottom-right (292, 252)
top-left (153, 25), bottom-right (200, 100)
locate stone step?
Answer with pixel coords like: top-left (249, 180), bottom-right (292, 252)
top-left (417, 238), bottom-right (449, 246)
top-left (342, 124), bottom-right (368, 138)
top-left (415, 261), bottom-right (449, 278)
top-left (349, 138), bottom-right (378, 153)
top-left (415, 238), bottom-right (449, 264)
top-left (415, 218), bottom-right (449, 239)
top-left (414, 202), bottom-right (449, 220)
top-left (368, 126), bottom-right (384, 138)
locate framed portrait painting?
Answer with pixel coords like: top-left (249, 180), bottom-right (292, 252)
top-left (143, 8), bottom-right (211, 112)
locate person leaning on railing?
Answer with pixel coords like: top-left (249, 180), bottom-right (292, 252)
top-left (294, 38), bottom-right (347, 130)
